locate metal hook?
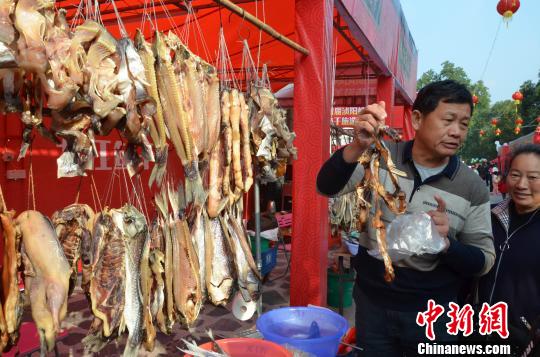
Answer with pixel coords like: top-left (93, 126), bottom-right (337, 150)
top-left (232, 11), bottom-right (251, 42)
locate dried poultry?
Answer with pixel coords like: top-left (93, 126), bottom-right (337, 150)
top-left (248, 83), bottom-right (297, 183)
top-left (0, 209), bottom-right (22, 351)
top-left (16, 210), bottom-right (70, 355)
top-left (355, 126), bottom-right (407, 282)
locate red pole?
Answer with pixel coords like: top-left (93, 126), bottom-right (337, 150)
top-left (377, 76), bottom-right (395, 125)
top-left (290, 0), bottom-right (332, 306)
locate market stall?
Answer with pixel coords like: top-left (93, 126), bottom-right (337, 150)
top-left (0, 0), bottom-right (417, 355)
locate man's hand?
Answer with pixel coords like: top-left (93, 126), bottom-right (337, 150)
top-left (427, 195), bottom-right (450, 252)
top-left (343, 101), bottom-right (387, 163)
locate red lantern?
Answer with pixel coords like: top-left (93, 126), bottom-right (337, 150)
top-left (515, 117), bottom-right (524, 126)
top-left (514, 126), bottom-right (521, 134)
top-left (534, 126), bottom-right (540, 144)
top-left (479, 129), bottom-right (485, 137)
top-left (497, 0), bottom-right (520, 22)
top-left (536, 117), bottom-right (540, 124)
top-left (472, 95), bottom-right (479, 105)
top-left (495, 128), bottom-right (502, 136)
top-left (512, 91), bottom-right (523, 105)
top-left (491, 118), bottom-right (499, 127)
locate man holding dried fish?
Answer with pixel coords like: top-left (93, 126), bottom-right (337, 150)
top-left (317, 80), bottom-right (495, 355)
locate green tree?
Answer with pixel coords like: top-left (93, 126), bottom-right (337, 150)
top-left (416, 61), bottom-right (472, 90)
top-left (518, 73), bottom-right (540, 136)
top-left (417, 61), bottom-right (492, 162)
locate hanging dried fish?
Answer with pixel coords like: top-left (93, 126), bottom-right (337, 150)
top-left (206, 216), bottom-right (234, 306)
top-left (239, 92), bottom-right (253, 193)
top-left (221, 90), bottom-right (232, 202)
top-left (51, 203), bottom-right (95, 296)
top-left (168, 183), bottom-right (202, 327)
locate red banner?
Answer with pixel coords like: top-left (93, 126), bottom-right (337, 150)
top-left (336, 0), bottom-right (418, 103)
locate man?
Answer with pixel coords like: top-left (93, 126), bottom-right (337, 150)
top-left (317, 80), bottom-right (495, 356)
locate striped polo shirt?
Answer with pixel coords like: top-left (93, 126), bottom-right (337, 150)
top-left (317, 140), bottom-right (496, 311)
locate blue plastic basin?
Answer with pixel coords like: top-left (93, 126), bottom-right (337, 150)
top-left (256, 307), bottom-right (348, 357)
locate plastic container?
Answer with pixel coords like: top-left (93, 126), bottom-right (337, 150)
top-left (249, 235), bottom-right (271, 255)
top-left (327, 269), bottom-right (355, 308)
top-left (261, 247), bottom-right (277, 276)
top-left (256, 306), bottom-right (349, 357)
top-left (183, 337), bottom-right (292, 357)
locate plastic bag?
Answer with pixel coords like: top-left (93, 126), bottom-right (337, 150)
top-left (368, 212), bottom-right (446, 262)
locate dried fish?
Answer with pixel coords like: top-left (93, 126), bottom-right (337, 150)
top-left (51, 203), bottom-right (95, 296)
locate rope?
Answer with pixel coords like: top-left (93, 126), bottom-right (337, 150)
top-left (255, 0), bottom-right (266, 71)
top-left (109, 0), bottom-right (127, 38)
top-left (186, 1), bottom-right (212, 62)
top-left (137, 175), bottom-right (151, 221)
top-left (0, 182), bottom-right (6, 213)
top-left (157, 0), bottom-right (183, 37)
top-left (479, 18), bottom-right (503, 83)
top-left (91, 174), bottom-right (103, 212)
top-left (75, 176), bottom-right (83, 204)
top-left (29, 158), bottom-right (36, 211)
top-left (90, 176), bottom-right (98, 212)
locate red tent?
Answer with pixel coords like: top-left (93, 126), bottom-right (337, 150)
top-left (0, 0), bottom-right (418, 306)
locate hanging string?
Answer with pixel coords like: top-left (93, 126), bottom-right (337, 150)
top-left (70, 0), bottom-right (86, 31)
top-left (157, 0), bottom-right (184, 38)
top-left (137, 175), bottom-right (150, 221)
top-left (217, 28), bottom-right (239, 89)
top-left (479, 18), bottom-right (503, 83)
top-left (140, 0), bottom-right (149, 34)
top-left (0, 183), bottom-right (5, 213)
top-left (74, 176), bottom-right (83, 204)
top-left (241, 39), bottom-right (259, 88)
top-left (109, 0), bottom-right (128, 38)
top-left (27, 146), bottom-right (36, 211)
top-left (91, 174), bottom-right (103, 212)
top-left (255, 0), bottom-right (266, 71)
top-left (103, 151), bottom-right (118, 207)
top-left (185, 1), bottom-right (212, 62)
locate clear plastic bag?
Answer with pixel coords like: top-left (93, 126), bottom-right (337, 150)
top-left (368, 212), bottom-right (446, 262)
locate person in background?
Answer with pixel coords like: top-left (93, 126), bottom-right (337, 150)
top-left (477, 144), bottom-right (540, 356)
top-left (499, 176), bottom-right (509, 199)
top-left (317, 80), bottom-right (495, 356)
top-left (492, 170), bottom-right (501, 195)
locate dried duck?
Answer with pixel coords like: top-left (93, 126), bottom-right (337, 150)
top-left (16, 210), bottom-right (70, 355)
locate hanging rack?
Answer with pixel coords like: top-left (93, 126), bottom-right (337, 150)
top-left (211, 0), bottom-right (309, 56)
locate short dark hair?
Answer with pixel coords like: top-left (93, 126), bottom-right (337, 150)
top-left (508, 144), bottom-right (540, 171)
top-left (413, 80), bottom-right (474, 116)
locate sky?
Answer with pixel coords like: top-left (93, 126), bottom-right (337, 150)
top-left (400, 0), bottom-right (540, 103)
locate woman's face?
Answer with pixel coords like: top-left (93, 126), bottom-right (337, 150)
top-left (507, 153), bottom-right (540, 214)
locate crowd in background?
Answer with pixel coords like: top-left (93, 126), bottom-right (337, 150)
top-left (470, 160), bottom-right (507, 198)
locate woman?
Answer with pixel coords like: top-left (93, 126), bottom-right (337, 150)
top-left (477, 144), bottom-right (540, 355)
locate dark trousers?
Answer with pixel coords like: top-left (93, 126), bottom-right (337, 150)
top-left (354, 285), bottom-right (457, 356)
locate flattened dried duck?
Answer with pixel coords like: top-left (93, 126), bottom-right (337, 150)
top-left (52, 203), bottom-right (95, 296)
top-left (16, 210), bottom-right (70, 355)
top-left (355, 126), bottom-right (406, 282)
top-left (1, 209), bottom-right (22, 350)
